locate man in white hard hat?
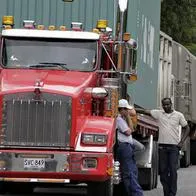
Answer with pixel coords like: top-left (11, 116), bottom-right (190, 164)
top-left (116, 99), bottom-right (143, 196)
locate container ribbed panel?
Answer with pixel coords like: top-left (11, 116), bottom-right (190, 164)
top-left (0, 0), bottom-right (115, 31)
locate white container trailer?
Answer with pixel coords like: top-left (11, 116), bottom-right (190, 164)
top-left (158, 31), bottom-right (196, 167)
top-left (158, 31), bottom-right (174, 107)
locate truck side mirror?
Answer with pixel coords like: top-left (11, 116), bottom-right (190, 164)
top-left (125, 38), bottom-right (137, 74)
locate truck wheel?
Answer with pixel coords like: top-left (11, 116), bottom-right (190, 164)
top-left (191, 140), bottom-right (196, 165)
top-left (180, 151), bottom-right (190, 168)
top-left (180, 138), bottom-right (190, 168)
top-left (139, 167), bottom-right (153, 190)
top-left (0, 182), bottom-right (6, 194)
top-left (8, 182), bottom-right (34, 194)
top-left (153, 141), bottom-right (158, 188)
top-left (113, 182), bottom-right (123, 196)
top-left (87, 178), bottom-right (113, 196)
top-left (147, 167), bottom-right (154, 190)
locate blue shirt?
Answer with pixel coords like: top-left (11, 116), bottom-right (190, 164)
top-left (116, 114), bottom-right (133, 144)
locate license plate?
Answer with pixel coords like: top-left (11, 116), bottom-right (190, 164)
top-left (24, 158), bottom-right (45, 169)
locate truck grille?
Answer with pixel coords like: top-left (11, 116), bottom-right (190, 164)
top-left (2, 92), bottom-right (72, 148)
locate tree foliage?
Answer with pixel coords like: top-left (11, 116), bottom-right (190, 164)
top-left (161, 0), bottom-right (196, 54)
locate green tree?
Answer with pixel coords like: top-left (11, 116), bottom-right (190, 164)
top-left (161, 0), bottom-right (196, 54)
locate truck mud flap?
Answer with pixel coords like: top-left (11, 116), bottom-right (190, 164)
top-left (138, 141), bottom-right (158, 190)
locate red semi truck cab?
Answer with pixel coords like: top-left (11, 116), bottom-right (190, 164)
top-left (0, 16), bottom-right (125, 195)
top-left (0, 11), bottom-right (158, 195)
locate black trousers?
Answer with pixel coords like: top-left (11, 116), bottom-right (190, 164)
top-left (159, 144), bottom-right (179, 196)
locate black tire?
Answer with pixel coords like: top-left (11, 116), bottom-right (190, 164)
top-left (8, 182), bottom-right (34, 194)
top-left (138, 168), bottom-right (153, 190)
top-left (153, 142), bottom-right (158, 188)
top-left (180, 138), bottom-right (190, 168)
top-left (180, 151), bottom-right (190, 168)
top-left (87, 178), bottom-right (113, 196)
top-left (147, 168), bottom-right (154, 190)
top-left (190, 140), bottom-right (196, 165)
top-left (0, 182), bottom-right (6, 194)
top-left (113, 182), bottom-right (123, 196)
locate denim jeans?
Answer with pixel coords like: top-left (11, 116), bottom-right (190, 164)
top-left (159, 144), bottom-right (179, 196)
top-left (117, 142), bottom-right (143, 196)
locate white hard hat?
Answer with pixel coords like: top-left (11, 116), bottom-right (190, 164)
top-left (118, 99), bottom-right (133, 110)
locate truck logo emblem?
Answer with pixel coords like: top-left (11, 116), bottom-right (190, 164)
top-left (33, 80), bottom-right (43, 102)
top-left (35, 80), bottom-right (44, 87)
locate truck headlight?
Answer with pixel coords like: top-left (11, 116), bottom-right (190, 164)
top-left (81, 133), bottom-right (107, 145)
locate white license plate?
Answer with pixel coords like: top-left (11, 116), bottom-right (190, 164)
top-left (24, 158), bottom-right (45, 169)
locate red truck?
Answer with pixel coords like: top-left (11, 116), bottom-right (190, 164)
top-left (0, 1), bottom-right (158, 195)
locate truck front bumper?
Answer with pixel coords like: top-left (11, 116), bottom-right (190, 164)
top-left (0, 150), bottom-right (115, 182)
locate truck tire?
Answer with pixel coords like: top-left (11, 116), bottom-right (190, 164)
top-left (147, 168), bottom-right (154, 190)
top-left (180, 138), bottom-right (190, 168)
top-left (113, 182), bottom-right (123, 196)
top-left (8, 182), bottom-right (34, 194)
top-left (139, 168), bottom-right (153, 190)
top-left (190, 140), bottom-right (196, 165)
top-left (87, 178), bottom-right (113, 196)
top-left (180, 151), bottom-right (190, 168)
top-left (153, 141), bottom-right (158, 188)
top-left (0, 182), bottom-right (6, 194)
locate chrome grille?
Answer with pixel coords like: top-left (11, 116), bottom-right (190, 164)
top-left (2, 93), bottom-right (72, 148)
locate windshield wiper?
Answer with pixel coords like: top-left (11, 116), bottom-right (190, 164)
top-left (29, 62), bottom-right (69, 70)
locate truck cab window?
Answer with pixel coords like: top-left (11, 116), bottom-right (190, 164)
top-left (2, 37), bottom-right (98, 71)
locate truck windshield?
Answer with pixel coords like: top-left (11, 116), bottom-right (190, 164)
top-left (2, 37), bottom-right (97, 71)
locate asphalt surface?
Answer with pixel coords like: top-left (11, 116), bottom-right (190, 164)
top-left (144, 165), bottom-right (196, 196)
top-left (1, 166), bottom-right (196, 196)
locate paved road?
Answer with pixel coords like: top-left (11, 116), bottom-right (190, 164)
top-left (1, 166), bottom-right (196, 196)
top-left (144, 165), bottom-right (196, 196)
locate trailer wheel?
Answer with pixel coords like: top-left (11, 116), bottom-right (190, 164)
top-left (180, 138), bottom-right (190, 168)
top-left (147, 167), bottom-right (154, 190)
top-left (87, 178), bottom-right (113, 196)
top-left (190, 140), bottom-right (196, 165)
top-left (180, 151), bottom-right (190, 168)
top-left (153, 141), bottom-right (158, 188)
